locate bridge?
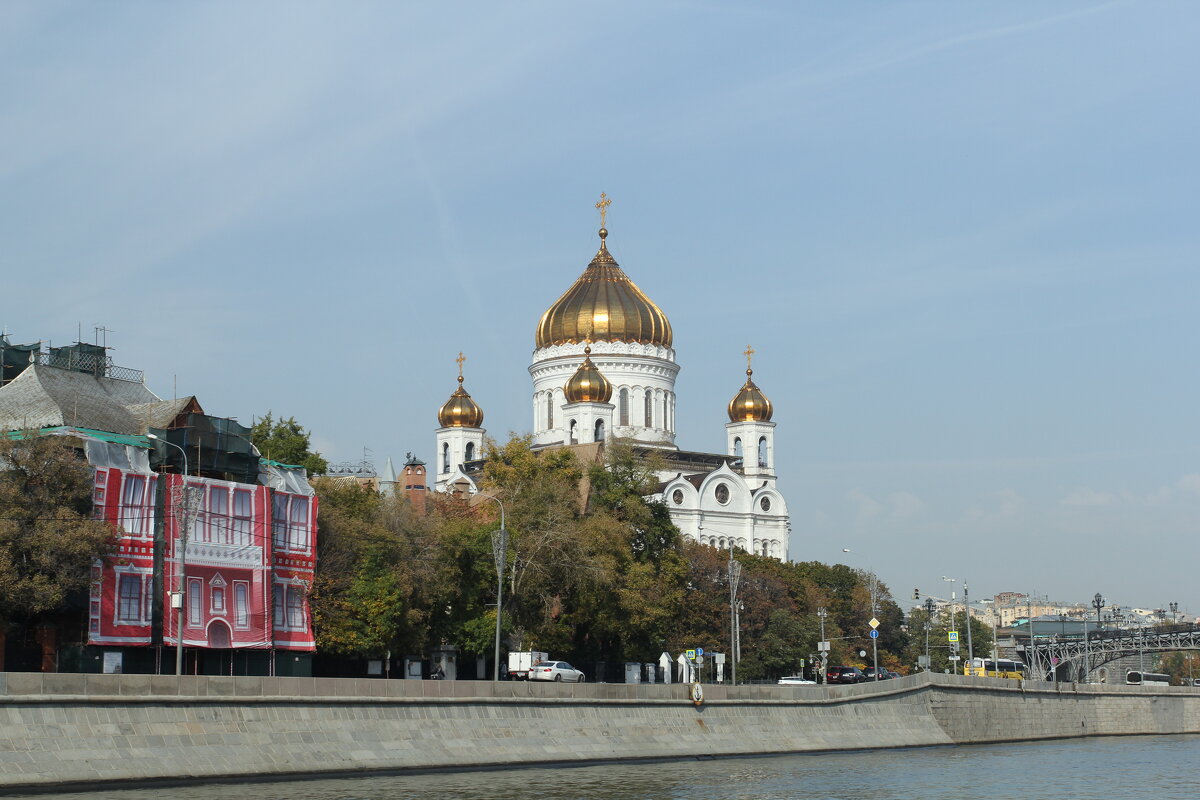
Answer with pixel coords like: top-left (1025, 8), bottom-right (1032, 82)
top-left (1020, 623), bottom-right (1200, 682)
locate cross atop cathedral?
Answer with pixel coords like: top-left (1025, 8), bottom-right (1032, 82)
top-left (744, 345), bottom-right (755, 371)
top-left (595, 192), bottom-right (612, 228)
top-left (456, 351), bottom-right (466, 380)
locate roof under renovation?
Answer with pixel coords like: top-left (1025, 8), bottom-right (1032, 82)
top-left (0, 364), bottom-right (160, 434)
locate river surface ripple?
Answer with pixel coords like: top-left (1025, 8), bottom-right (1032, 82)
top-left (17, 734), bottom-right (1200, 800)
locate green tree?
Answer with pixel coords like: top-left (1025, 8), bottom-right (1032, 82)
top-left (0, 435), bottom-right (117, 627)
top-left (250, 412), bottom-right (329, 476)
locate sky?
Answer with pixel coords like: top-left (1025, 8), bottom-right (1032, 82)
top-left (2, 1), bottom-right (1197, 616)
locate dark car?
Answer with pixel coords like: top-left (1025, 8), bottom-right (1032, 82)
top-left (862, 666), bottom-right (892, 681)
top-left (825, 666), bottom-right (866, 684)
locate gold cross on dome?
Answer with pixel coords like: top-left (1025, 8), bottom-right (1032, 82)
top-left (456, 351), bottom-right (466, 379)
top-left (744, 345), bottom-right (755, 370)
top-left (595, 192), bottom-right (612, 228)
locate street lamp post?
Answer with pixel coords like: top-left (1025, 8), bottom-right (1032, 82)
top-left (843, 549), bottom-right (879, 680)
top-left (816, 606), bottom-right (828, 683)
top-left (474, 492), bottom-right (506, 682)
top-left (729, 543), bottom-right (742, 685)
top-left (147, 433), bottom-right (192, 677)
top-left (923, 597), bottom-right (935, 672)
top-left (1169, 601), bottom-right (1178, 627)
top-left (942, 577), bottom-right (959, 673)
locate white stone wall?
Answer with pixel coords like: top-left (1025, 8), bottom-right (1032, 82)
top-left (530, 341), bottom-right (679, 448)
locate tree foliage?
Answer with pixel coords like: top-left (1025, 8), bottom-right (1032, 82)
top-left (250, 412), bottom-right (329, 476)
top-left (307, 433), bottom-right (912, 679)
top-left (0, 435), bottom-right (117, 625)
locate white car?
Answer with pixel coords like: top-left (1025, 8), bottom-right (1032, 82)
top-left (777, 676), bottom-right (816, 685)
top-left (528, 661), bottom-right (586, 682)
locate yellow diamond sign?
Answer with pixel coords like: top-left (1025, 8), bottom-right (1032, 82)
top-left (869, 617), bottom-right (880, 629)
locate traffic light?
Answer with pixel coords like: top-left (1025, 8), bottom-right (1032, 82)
top-left (913, 588), bottom-right (920, 600)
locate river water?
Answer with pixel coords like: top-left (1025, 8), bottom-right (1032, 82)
top-left (20, 735), bottom-right (1199, 800)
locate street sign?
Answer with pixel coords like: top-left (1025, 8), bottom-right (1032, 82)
top-left (949, 655), bottom-right (961, 661)
top-left (947, 631), bottom-right (959, 643)
top-left (869, 617), bottom-right (880, 629)
top-left (697, 647), bottom-right (705, 656)
top-left (869, 630), bottom-right (879, 639)
top-left (686, 649), bottom-right (696, 660)
top-left (818, 641), bottom-right (830, 652)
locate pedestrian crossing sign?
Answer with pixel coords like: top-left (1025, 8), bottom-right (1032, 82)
top-left (948, 631), bottom-right (959, 643)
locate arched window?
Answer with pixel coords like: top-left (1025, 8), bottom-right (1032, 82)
top-left (546, 392), bottom-right (554, 429)
top-left (644, 391), bottom-right (653, 428)
top-left (733, 437), bottom-right (743, 459)
top-left (758, 436), bottom-right (768, 468)
top-left (761, 540), bottom-right (770, 557)
top-left (662, 394), bottom-right (668, 429)
top-left (465, 442), bottom-right (475, 462)
top-left (594, 419), bottom-right (605, 441)
top-left (441, 443), bottom-right (450, 474)
top-left (568, 419), bottom-right (577, 444)
top-left (619, 389), bottom-right (629, 426)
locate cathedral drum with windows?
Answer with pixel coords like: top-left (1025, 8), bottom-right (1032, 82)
top-left (435, 196), bottom-right (791, 561)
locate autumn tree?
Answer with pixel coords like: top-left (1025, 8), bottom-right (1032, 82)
top-left (0, 435), bottom-right (117, 663)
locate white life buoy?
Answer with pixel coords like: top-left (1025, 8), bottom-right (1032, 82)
top-left (691, 682), bottom-right (704, 706)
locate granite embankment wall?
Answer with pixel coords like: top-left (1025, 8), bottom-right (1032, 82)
top-left (0, 671), bottom-right (1197, 791)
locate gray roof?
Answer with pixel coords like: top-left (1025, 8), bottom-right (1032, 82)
top-left (0, 365), bottom-right (159, 435)
top-left (126, 396), bottom-right (197, 429)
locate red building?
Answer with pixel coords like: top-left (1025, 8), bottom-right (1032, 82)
top-left (88, 457), bottom-right (318, 673)
top-left (0, 338), bottom-right (319, 674)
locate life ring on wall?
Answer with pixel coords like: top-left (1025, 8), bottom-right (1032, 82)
top-left (1096, 667), bottom-right (1109, 684)
top-left (691, 682), bottom-right (704, 706)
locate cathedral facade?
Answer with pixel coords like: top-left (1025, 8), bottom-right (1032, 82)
top-left (433, 202), bottom-right (791, 561)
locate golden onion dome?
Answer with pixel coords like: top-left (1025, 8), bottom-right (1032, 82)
top-left (564, 344), bottom-right (613, 404)
top-left (727, 368), bottom-right (773, 422)
top-left (437, 375), bottom-right (485, 428)
top-left (535, 228), bottom-right (672, 349)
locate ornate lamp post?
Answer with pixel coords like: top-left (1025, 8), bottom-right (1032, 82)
top-left (1169, 601), bottom-right (1179, 627)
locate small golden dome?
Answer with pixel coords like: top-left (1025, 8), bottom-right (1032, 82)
top-left (727, 369), bottom-right (773, 422)
top-left (438, 376), bottom-right (485, 428)
top-left (564, 344), bottom-right (613, 404)
top-left (535, 228), bottom-right (672, 349)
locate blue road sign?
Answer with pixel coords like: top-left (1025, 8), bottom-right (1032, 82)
top-left (697, 647), bottom-right (705, 656)
top-left (869, 629), bottom-right (879, 639)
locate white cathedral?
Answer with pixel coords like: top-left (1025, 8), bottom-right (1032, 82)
top-left (433, 199), bottom-right (791, 561)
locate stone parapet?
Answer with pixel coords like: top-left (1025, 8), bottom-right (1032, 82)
top-left (0, 673), bottom-right (1196, 792)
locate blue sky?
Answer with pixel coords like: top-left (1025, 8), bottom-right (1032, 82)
top-left (3, 1), bottom-right (1197, 615)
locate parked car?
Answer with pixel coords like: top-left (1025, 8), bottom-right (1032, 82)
top-left (777, 676), bottom-right (817, 685)
top-left (825, 666), bottom-right (867, 684)
top-left (862, 666), bottom-right (893, 681)
top-left (528, 661), bottom-right (586, 682)
top-left (887, 671), bottom-right (902, 680)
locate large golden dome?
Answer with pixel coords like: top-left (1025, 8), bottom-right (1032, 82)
top-left (728, 368), bottom-right (773, 422)
top-left (438, 375), bottom-right (485, 428)
top-left (535, 228), bottom-right (672, 349)
top-left (564, 344), bottom-right (613, 404)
